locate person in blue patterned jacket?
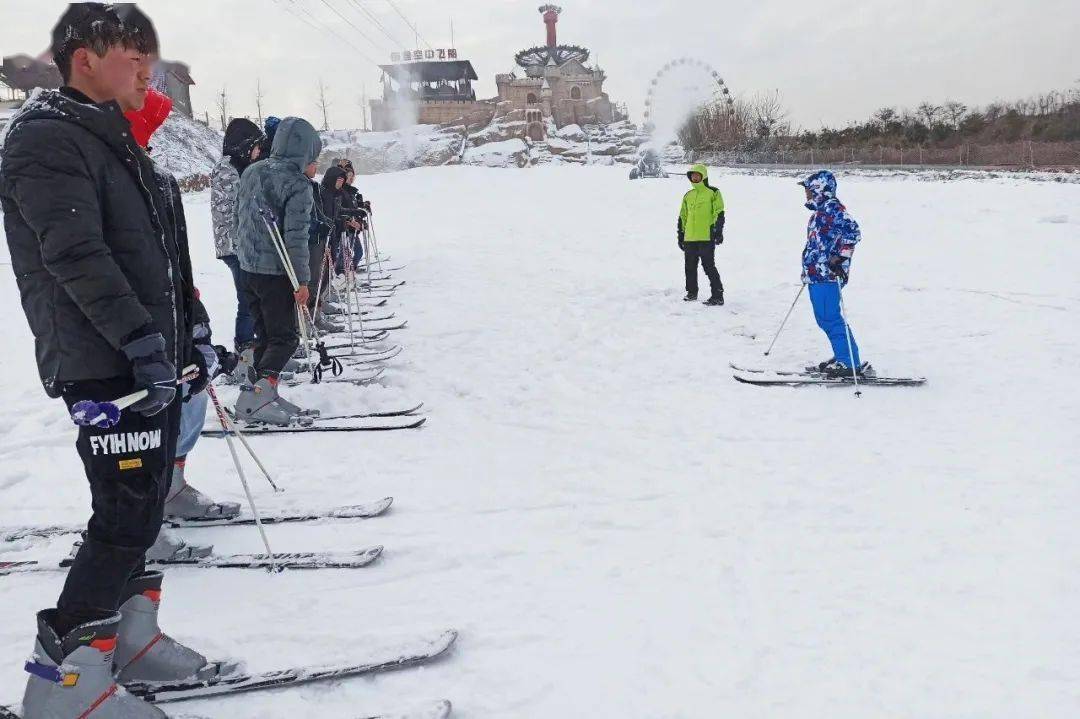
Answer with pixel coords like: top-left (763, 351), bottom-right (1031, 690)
top-left (798, 170), bottom-right (872, 377)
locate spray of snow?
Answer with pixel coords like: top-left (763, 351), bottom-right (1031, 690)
top-left (391, 96), bottom-right (421, 166)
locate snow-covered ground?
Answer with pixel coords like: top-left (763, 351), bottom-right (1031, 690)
top-left (1, 165), bottom-right (1078, 717)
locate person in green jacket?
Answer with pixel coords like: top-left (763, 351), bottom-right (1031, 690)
top-left (677, 163), bottom-right (726, 305)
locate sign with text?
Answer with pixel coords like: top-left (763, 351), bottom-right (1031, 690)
top-left (391, 49), bottom-right (459, 62)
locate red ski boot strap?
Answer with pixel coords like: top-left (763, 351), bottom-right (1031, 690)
top-left (117, 632), bottom-right (164, 674)
top-left (77, 684), bottom-right (118, 719)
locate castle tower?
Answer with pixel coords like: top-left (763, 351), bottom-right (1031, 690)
top-left (541, 4), bottom-right (562, 48)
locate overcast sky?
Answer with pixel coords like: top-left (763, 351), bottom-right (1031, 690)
top-left (3, 0), bottom-right (1078, 131)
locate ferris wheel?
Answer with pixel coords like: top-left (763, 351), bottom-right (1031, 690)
top-left (643, 57), bottom-right (735, 133)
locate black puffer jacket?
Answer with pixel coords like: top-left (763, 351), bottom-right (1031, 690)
top-left (0, 88), bottom-right (194, 397)
top-left (319, 166), bottom-right (348, 239)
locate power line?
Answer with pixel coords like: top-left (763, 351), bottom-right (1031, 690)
top-left (270, 0), bottom-right (323, 33)
top-left (281, 0), bottom-right (383, 70)
top-left (345, 0), bottom-right (405, 48)
top-left (385, 0), bottom-right (432, 49)
top-left (314, 0), bottom-right (394, 54)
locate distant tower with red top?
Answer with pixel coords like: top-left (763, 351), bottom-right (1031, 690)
top-left (541, 4), bottom-right (561, 47)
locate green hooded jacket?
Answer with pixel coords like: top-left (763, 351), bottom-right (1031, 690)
top-left (678, 163), bottom-right (725, 242)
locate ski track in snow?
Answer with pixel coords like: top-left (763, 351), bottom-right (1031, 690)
top-left (1, 166), bottom-right (1079, 717)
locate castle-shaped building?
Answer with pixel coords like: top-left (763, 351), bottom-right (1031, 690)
top-left (495, 5), bottom-right (620, 139)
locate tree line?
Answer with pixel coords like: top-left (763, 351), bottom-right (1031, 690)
top-left (679, 82), bottom-right (1080, 153)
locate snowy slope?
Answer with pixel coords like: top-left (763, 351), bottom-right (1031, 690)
top-left (147, 111), bottom-right (222, 181)
top-left (1, 167), bottom-right (1078, 718)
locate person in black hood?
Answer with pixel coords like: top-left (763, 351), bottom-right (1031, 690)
top-left (211, 118), bottom-right (265, 363)
top-left (0, 4), bottom-right (216, 713)
top-left (304, 165), bottom-right (349, 323)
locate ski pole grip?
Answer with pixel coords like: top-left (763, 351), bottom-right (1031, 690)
top-left (112, 390), bottom-right (150, 411)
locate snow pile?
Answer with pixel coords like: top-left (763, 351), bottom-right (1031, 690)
top-left (463, 138), bottom-right (529, 168)
top-left (317, 118), bottom-right (664, 173)
top-left (145, 112), bottom-right (222, 182)
top-left (319, 125), bottom-right (462, 174)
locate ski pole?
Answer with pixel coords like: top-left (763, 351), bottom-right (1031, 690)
top-left (342, 229), bottom-right (358, 349)
top-left (258, 207), bottom-right (314, 364)
top-left (71, 365), bottom-right (199, 428)
top-left (835, 278), bottom-right (862, 398)
top-left (204, 384), bottom-right (279, 572)
top-left (311, 239), bottom-right (332, 325)
top-left (764, 285), bottom-right (805, 356)
top-left (205, 384), bottom-right (283, 493)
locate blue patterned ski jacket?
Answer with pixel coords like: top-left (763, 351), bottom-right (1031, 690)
top-left (799, 170), bottom-right (861, 286)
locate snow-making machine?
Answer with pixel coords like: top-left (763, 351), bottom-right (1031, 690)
top-left (629, 149), bottom-right (668, 180)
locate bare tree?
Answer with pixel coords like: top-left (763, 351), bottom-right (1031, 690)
top-left (873, 107), bottom-right (897, 132)
top-left (749, 90), bottom-right (791, 142)
top-left (917, 102), bottom-right (941, 127)
top-left (942, 100), bottom-right (968, 129)
top-left (254, 79), bottom-right (265, 127)
top-left (316, 79), bottom-right (332, 132)
top-left (215, 86), bottom-right (229, 131)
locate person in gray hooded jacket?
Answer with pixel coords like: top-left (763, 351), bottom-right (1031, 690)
top-left (233, 116), bottom-right (322, 424)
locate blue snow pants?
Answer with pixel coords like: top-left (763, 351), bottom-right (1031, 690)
top-left (808, 281), bottom-right (860, 368)
top-left (176, 388), bottom-right (208, 458)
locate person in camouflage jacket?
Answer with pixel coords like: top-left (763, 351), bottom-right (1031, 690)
top-left (798, 170), bottom-right (867, 375)
top-left (210, 118), bottom-right (264, 350)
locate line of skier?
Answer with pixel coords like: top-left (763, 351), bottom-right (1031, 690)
top-left (676, 163), bottom-right (872, 378)
top-left (0, 4), bottom-right (392, 717)
top-left (211, 114), bottom-right (376, 426)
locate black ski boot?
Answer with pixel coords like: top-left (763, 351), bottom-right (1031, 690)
top-left (683, 292), bottom-right (698, 302)
top-left (703, 291), bottom-right (724, 306)
top-left (822, 361), bottom-right (875, 379)
top-left (807, 357), bottom-right (837, 374)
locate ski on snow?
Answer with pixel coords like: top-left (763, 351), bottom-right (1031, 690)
top-left (323, 321), bottom-right (407, 336)
top-left (282, 366), bottom-right (385, 387)
top-left (6, 546), bottom-right (385, 574)
top-left (126, 629), bottom-right (457, 702)
top-left (332, 346), bottom-right (404, 365)
top-left (316, 402), bottom-right (424, 422)
top-left (202, 416), bottom-right (426, 436)
top-left (2, 698), bottom-right (451, 719)
top-left (731, 367), bottom-right (926, 387)
top-left (2, 498), bottom-right (394, 542)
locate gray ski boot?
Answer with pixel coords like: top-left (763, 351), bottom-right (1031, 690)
top-left (233, 377), bottom-right (310, 427)
top-left (146, 528), bottom-right (213, 563)
top-left (314, 315), bottom-right (344, 334)
top-left (273, 388), bottom-right (321, 418)
top-left (163, 462), bottom-right (241, 520)
top-left (21, 610), bottom-right (165, 718)
top-left (318, 302), bottom-right (346, 317)
top-left (63, 530), bottom-right (213, 566)
top-left (222, 345), bottom-right (254, 385)
top-left (114, 571), bottom-right (238, 686)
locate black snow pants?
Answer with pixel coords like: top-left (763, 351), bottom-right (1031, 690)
top-left (308, 237), bottom-right (329, 314)
top-left (684, 242), bottom-right (723, 298)
top-left (241, 270), bottom-right (300, 377)
top-left (55, 378), bottom-right (180, 636)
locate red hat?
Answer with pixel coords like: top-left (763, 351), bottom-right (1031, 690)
top-left (124, 89), bottom-right (173, 148)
